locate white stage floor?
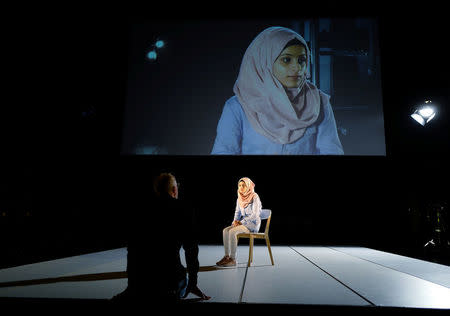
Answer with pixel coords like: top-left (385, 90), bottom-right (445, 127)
top-left (0, 245), bottom-right (449, 310)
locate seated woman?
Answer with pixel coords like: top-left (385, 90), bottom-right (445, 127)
top-left (216, 177), bottom-right (262, 267)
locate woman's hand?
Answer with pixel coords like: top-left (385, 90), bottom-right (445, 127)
top-left (232, 220), bottom-right (242, 227)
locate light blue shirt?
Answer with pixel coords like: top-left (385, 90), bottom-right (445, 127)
top-left (234, 195), bottom-right (262, 233)
top-left (211, 95), bottom-right (344, 155)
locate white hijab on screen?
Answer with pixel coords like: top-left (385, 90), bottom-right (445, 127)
top-left (233, 26), bottom-right (321, 144)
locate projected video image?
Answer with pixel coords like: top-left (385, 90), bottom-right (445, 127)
top-left (121, 18), bottom-right (386, 155)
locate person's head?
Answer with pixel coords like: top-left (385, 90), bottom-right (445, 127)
top-left (153, 172), bottom-right (178, 199)
top-left (272, 38), bottom-right (308, 89)
top-left (238, 180), bottom-right (247, 194)
top-left (236, 27), bottom-right (311, 91)
top-left (233, 26), bottom-right (320, 145)
top-left (237, 177), bottom-right (255, 195)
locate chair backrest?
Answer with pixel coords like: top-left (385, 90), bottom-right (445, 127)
top-left (260, 209), bottom-right (271, 220)
top-left (260, 209), bottom-right (271, 235)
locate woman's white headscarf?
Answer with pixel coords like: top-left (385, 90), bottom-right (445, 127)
top-left (237, 177), bottom-right (257, 209)
top-left (233, 26), bottom-right (321, 144)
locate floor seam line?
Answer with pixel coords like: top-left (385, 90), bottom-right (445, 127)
top-left (289, 246), bottom-right (376, 307)
top-left (327, 247), bottom-right (450, 290)
top-left (238, 265), bottom-right (249, 303)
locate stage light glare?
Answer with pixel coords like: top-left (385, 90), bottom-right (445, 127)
top-left (411, 113), bottom-right (426, 126)
top-left (418, 107), bottom-right (434, 118)
top-left (155, 40), bottom-right (164, 48)
top-left (410, 101), bottom-right (436, 126)
top-left (147, 50), bottom-right (157, 60)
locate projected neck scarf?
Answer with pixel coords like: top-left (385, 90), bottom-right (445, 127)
top-left (233, 26), bottom-right (321, 144)
top-left (237, 177), bottom-right (257, 209)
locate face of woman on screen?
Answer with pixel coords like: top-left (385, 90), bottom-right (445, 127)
top-left (238, 181), bottom-right (247, 194)
top-left (272, 44), bottom-right (307, 89)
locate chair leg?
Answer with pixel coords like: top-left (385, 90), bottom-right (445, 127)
top-left (248, 236), bottom-right (254, 267)
top-left (265, 237), bottom-right (274, 265)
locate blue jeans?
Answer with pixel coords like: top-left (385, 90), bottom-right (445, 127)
top-left (176, 274), bottom-right (188, 299)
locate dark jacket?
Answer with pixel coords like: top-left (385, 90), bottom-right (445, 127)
top-left (126, 194), bottom-right (200, 300)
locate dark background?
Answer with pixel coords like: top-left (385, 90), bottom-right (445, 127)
top-left (1, 2), bottom-right (449, 270)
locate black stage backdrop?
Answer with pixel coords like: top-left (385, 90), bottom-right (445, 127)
top-left (2, 2), bottom-right (449, 268)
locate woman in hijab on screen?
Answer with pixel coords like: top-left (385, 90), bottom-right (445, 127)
top-left (216, 177), bottom-right (262, 267)
top-left (211, 26), bottom-right (344, 155)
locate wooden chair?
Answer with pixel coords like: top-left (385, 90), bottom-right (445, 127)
top-left (237, 209), bottom-right (274, 267)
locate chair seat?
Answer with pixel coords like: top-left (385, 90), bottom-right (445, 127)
top-left (238, 233), bottom-right (266, 239)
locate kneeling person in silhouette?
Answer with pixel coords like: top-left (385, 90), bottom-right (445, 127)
top-left (114, 172), bottom-right (210, 303)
